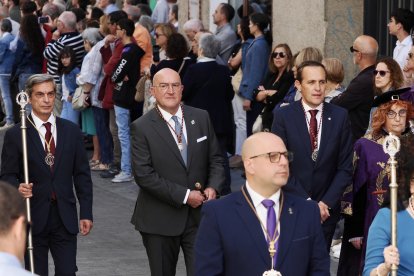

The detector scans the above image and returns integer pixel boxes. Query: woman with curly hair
[13,14,45,91]
[339,94,414,275]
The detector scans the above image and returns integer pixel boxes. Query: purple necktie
[262,199,278,264]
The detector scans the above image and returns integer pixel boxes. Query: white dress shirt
[30,112,57,150]
[393,35,412,69]
[246,182,281,240]
[302,101,323,150]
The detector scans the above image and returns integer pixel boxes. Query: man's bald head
[153,68,180,85]
[354,35,378,57]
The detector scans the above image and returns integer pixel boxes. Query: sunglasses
[373,70,390,77]
[350,46,360,53]
[154,33,165,38]
[271,52,286,58]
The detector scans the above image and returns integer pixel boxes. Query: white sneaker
[0,123,14,130]
[111,171,134,183]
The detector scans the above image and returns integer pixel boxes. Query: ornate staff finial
[382,133,400,158]
[16,90,29,110]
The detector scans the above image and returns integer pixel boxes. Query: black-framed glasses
[373,70,390,77]
[249,151,293,163]
[271,52,286,59]
[153,82,182,92]
[350,46,360,53]
[386,109,407,119]
[409,52,414,59]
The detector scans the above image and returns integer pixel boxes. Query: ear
[243,158,255,175]
[294,79,301,92]
[150,86,155,97]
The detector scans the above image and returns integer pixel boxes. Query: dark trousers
[140,214,198,276]
[26,203,77,276]
[217,134,231,196]
[92,107,113,165]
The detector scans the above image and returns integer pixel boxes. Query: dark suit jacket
[0,117,93,235]
[330,65,375,141]
[182,61,234,137]
[271,101,353,210]
[195,190,330,276]
[130,105,225,236]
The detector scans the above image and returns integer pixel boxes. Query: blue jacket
[13,38,43,76]
[60,67,80,96]
[0,33,16,74]
[239,35,269,100]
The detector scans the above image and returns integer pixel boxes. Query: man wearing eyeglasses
[130,68,225,276]
[331,35,378,141]
[272,61,353,252]
[0,181,36,276]
[194,132,329,275]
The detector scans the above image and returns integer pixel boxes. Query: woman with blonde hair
[322,58,345,102]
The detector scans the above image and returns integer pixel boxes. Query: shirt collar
[301,100,323,113]
[157,105,183,122]
[396,35,412,46]
[245,181,281,209]
[1,32,11,38]
[197,57,216,63]
[31,112,56,129]
[0,252,23,268]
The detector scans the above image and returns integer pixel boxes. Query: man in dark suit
[130,68,225,276]
[271,61,353,251]
[195,132,330,275]
[331,35,378,141]
[0,74,93,275]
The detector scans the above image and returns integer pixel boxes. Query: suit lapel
[315,104,333,166]
[236,188,271,266]
[293,102,312,157]
[183,106,196,169]
[53,118,65,174]
[26,116,51,173]
[276,192,297,269]
[149,109,186,168]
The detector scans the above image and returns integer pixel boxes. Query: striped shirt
[43,32,85,84]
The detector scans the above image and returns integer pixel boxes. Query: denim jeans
[60,100,80,125]
[92,107,113,165]
[0,75,14,124]
[114,105,131,174]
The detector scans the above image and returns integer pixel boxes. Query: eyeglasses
[350,46,360,53]
[153,82,182,92]
[249,151,293,163]
[386,109,407,119]
[271,52,286,59]
[154,33,165,38]
[373,70,390,77]
[409,52,414,59]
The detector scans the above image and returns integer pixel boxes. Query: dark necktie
[44,122,56,200]
[44,122,56,156]
[171,115,187,166]
[309,110,318,151]
[262,199,278,264]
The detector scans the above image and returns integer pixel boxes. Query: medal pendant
[263,269,282,276]
[311,149,318,162]
[178,143,183,151]
[45,153,54,166]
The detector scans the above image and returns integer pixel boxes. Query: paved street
[0,130,338,275]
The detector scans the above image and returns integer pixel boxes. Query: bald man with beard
[331,35,379,141]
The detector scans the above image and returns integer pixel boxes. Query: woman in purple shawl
[338,94,414,275]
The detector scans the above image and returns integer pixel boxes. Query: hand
[258,85,265,91]
[67,95,73,103]
[383,245,399,269]
[52,30,60,40]
[18,183,33,198]
[105,34,116,46]
[79,219,93,236]
[318,201,330,222]
[243,99,251,111]
[350,238,363,250]
[267,90,277,96]
[187,190,204,208]
[203,187,217,201]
